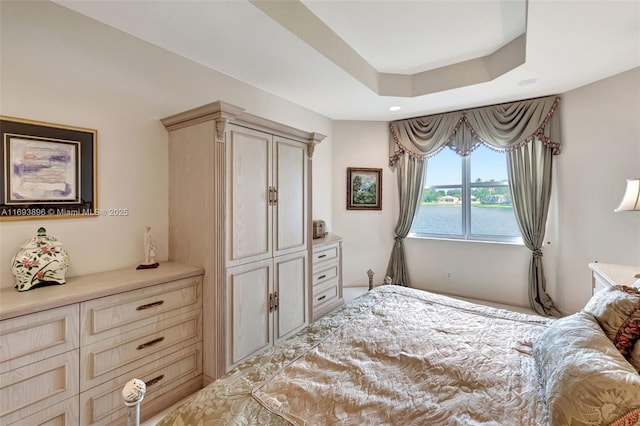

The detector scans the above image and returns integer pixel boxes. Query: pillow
[631,342,640,372]
[533,311,640,425]
[584,285,640,360]
[609,407,640,426]
[616,316,640,361]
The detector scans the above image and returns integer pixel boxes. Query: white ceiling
[53,0,640,121]
[301,0,527,74]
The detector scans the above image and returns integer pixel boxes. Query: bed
[156,285,640,426]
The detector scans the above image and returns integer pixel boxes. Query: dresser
[162,101,325,380]
[0,262,203,426]
[311,234,344,321]
[588,262,640,294]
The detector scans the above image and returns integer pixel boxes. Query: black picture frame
[1,116,97,220]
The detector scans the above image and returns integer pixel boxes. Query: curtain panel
[386,95,562,317]
[386,152,425,287]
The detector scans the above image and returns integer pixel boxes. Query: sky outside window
[426,145,508,185]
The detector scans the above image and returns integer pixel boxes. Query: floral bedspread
[157,286,553,426]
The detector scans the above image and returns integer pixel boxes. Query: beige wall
[330,121,398,288]
[332,68,640,314]
[2,2,637,314]
[0,1,332,288]
[553,67,640,311]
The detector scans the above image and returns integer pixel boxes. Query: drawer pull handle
[136,300,164,311]
[317,274,327,280]
[318,254,327,259]
[146,374,165,387]
[137,337,165,350]
[317,295,327,301]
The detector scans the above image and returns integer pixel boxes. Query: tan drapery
[508,141,561,316]
[386,152,425,286]
[387,95,561,316]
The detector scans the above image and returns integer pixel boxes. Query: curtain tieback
[532,249,543,258]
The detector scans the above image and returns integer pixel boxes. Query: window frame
[410,152,523,244]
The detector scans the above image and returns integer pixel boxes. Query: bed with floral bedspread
[157,285,640,426]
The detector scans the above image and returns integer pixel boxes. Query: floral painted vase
[11,227,70,291]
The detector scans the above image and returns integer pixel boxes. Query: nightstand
[588,263,640,295]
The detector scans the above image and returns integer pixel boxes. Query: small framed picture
[347,167,382,210]
[1,116,97,220]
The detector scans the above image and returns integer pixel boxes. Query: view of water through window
[411,145,521,241]
[412,205,520,236]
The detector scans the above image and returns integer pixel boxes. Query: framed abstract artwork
[0,116,97,220]
[347,167,382,210]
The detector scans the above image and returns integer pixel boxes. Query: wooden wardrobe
[162,101,325,382]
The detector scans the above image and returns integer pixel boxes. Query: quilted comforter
[158,285,553,426]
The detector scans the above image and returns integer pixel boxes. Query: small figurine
[137,226,159,269]
[384,276,393,285]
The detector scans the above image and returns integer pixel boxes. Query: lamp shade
[614,178,640,212]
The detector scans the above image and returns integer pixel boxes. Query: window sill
[407,234,525,246]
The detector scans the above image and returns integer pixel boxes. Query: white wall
[331,121,397,287]
[0,1,332,288]
[332,68,640,314]
[553,67,640,312]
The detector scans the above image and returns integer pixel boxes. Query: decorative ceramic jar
[11,227,70,291]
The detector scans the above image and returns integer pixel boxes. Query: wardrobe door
[273,251,308,343]
[273,136,308,257]
[226,125,273,266]
[225,259,273,371]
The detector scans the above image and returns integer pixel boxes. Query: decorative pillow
[631,342,640,373]
[583,285,640,357]
[609,407,640,426]
[616,316,640,359]
[533,311,640,425]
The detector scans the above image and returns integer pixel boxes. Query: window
[410,144,522,243]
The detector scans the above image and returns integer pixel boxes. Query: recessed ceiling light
[518,78,539,86]
[389,106,401,111]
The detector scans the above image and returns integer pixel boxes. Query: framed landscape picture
[347,167,382,210]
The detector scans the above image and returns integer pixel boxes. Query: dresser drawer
[0,349,80,425]
[80,343,202,426]
[81,276,202,345]
[312,263,339,286]
[81,309,202,390]
[313,278,339,309]
[312,243,339,265]
[6,396,79,426]
[0,305,79,374]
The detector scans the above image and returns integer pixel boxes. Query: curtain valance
[389,95,561,165]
